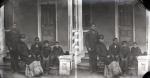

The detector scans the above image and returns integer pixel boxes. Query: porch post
[0,6,5,64]
[37,0,42,41]
[115,0,119,39]
[68,0,73,54]
[146,10,150,71]
[133,4,135,42]
[147,10,150,58]
[78,0,83,57]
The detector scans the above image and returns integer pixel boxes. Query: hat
[122,41,128,45]
[43,40,49,44]
[34,37,39,41]
[113,38,118,41]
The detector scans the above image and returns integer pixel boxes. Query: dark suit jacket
[131,47,141,56]
[31,42,42,55]
[85,29,99,51]
[119,46,130,59]
[109,43,120,56]
[41,46,51,58]
[96,42,107,57]
[52,46,64,57]
[17,41,29,57]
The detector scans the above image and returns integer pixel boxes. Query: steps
[78,62,89,70]
[77,53,105,73]
[0,63,11,71]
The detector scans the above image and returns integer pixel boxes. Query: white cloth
[25,61,43,77]
[25,65,34,77]
[32,61,43,75]
[104,65,113,78]
[108,61,122,75]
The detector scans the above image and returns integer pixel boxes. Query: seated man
[109,38,120,61]
[52,41,64,67]
[119,41,130,75]
[17,34,33,70]
[41,40,51,74]
[30,37,42,61]
[96,34,109,65]
[129,42,142,69]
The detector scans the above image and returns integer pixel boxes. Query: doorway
[40,4,56,42]
[118,3,134,42]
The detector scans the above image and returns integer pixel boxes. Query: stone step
[0,63,11,69]
[78,62,90,67]
[81,56,89,63]
[77,62,89,70]
[78,61,105,72]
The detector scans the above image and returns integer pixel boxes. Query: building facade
[2,0,148,63]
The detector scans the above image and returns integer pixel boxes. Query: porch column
[147,10,150,57]
[68,0,73,54]
[146,10,150,72]
[115,0,119,39]
[37,0,42,41]
[78,0,83,57]
[0,6,5,64]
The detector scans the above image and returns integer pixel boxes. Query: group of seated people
[5,26,65,75]
[30,37,64,74]
[10,36,64,74]
[85,25,143,77]
[110,39,141,75]
[99,37,142,76]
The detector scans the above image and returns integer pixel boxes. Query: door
[118,4,134,42]
[41,4,56,42]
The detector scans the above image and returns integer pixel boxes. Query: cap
[43,40,49,44]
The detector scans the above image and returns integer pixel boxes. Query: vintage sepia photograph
[0,0,150,78]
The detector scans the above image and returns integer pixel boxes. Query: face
[55,43,59,47]
[114,39,118,44]
[45,43,49,47]
[133,44,137,47]
[99,39,104,42]
[21,38,26,42]
[12,24,17,29]
[91,25,96,30]
[122,43,127,47]
[35,39,39,43]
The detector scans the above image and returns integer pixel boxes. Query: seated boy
[30,37,42,61]
[129,42,142,69]
[52,41,64,67]
[41,40,51,74]
[119,41,130,75]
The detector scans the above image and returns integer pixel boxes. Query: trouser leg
[42,60,46,72]
[120,60,128,74]
[10,52,19,72]
[89,54,97,72]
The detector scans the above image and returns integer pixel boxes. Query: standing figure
[85,24,99,72]
[41,40,51,73]
[31,37,42,61]
[5,25,21,72]
[52,41,64,67]
[109,38,120,61]
[96,34,109,65]
[17,34,32,71]
[119,41,130,75]
[129,42,142,69]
